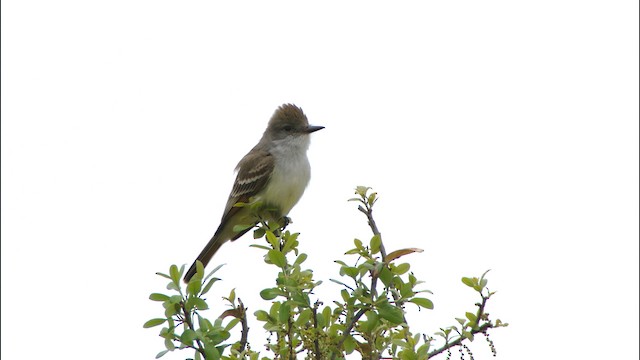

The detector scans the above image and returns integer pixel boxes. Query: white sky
[2,1,638,359]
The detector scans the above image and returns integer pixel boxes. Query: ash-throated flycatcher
[184,104,323,282]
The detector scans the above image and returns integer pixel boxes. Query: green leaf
[190,298,209,310]
[367,192,377,206]
[322,306,332,327]
[225,318,240,332]
[166,282,179,291]
[255,310,270,322]
[393,263,410,275]
[278,302,291,323]
[180,329,197,346]
[292,291,310,307]
[169,265,180,284]
[370,234,381,254]
[392,339,408,348]
[316,312,325,328]
[186,277,202,296]
[155,272,172,280]
[260,288,282,300]
[143,318,166,328]
[410,297,434,309]
[355,186,371,197]
[361,311,379,333]
[378,266,393,287]
[196,261,205,278]
[228,288,236,303]
[465,312,477,323]
[265,231,279,248]
[164,303,179,318]
[417,343,430,358]
[201,277,220,296]
[199,317,215,332]
[480,269,491,280]
[204,263,225,281]
[149,293,170,302]
[296,308,312,326]
[461,277,475,287]
[354,238,363,249]
[479,278,488,290]
[294,253,307,265]
[253,227,266,239]
[155,350,170,359]
[377,302,405,325]
[400,282,414,298]
[267,250,287,268]
[341,266,359,278]
[281,235,298,254]
[341,289,350,302]
[343,335,357,354]
[203,343,220,360]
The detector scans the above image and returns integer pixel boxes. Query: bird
[183,104,324,282]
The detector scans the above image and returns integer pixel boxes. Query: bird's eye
[283,125,293,132]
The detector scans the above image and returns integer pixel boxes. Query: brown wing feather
[183,150,274,283]
[216,149,274,235]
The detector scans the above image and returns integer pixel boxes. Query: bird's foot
[281,216,291,229]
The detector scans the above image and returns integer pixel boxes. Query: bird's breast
[259,149,311,216]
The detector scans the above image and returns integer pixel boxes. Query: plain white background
[2,1,638,359]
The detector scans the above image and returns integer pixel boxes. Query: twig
[287,312,295,360]
[336,308,367,350]
[427,323,493,358]
[238,298,249,353]
[333,252,380,360]
[427,294,493,358]
[358,201,410,348]
[181,301,206,357]
[312,301,321,360]
[357,205,386,260]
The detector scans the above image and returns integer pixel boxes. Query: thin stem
[287,315,295,360]
[427,323,493,358]
[357,205,386,261]
[312,301,321,360]
[238,298,249,353]
[358,200,410,348]
[332,253,380,360]
[427,294,493,358]
[337,308,367,349]
[181,301,206,357]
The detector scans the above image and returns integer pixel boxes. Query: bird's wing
[217,149,275,231]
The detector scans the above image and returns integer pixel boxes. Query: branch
[427,323,493,358]
[238,298,249,353]
[287,315,295,360]
[330,307,368,360]
[181,301,206,357]
[312,301,322,360]
[358,200,410,348]
[427,294,494,358]
[357,205,386,260]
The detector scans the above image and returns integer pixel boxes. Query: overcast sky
[2,1,638,359]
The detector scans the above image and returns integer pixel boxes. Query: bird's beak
[306,125,325,133]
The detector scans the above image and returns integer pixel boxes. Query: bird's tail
[183,234,226,283]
